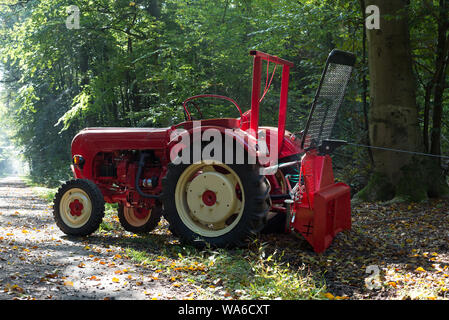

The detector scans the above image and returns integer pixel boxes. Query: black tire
[53,179,105,236]
[117,203,162,234]
[162,162,270,247]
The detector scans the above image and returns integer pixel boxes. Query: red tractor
[53,50,355,253]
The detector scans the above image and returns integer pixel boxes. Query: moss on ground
[355,172,395,202]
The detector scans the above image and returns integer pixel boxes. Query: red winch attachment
[291,150,351,253]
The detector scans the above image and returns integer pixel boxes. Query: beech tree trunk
[357,0,430,201]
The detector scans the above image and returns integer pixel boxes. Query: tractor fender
[258,126,304,159]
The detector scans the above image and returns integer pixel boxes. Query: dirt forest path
[2,176,449,301]
[0,176,188,300]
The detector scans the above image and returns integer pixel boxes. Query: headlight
[72,155,85,168]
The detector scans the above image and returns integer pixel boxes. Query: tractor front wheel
[53,179,105,236]
[162,161,270,247]
[117,203,162,234]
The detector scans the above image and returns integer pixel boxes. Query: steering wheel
[182,94,243,121]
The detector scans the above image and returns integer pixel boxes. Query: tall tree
[358,0,448,201]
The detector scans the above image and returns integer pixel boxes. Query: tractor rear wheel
[162,161,270,247]
[117,203,162,234]
[53,179,105,236]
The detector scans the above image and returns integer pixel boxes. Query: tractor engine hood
[71,127,172,180]
[71,127,172,154]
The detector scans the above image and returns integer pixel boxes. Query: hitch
[318,139,347,155]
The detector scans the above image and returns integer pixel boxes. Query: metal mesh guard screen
[301,54,354,150]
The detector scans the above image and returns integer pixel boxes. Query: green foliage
[0,0,447,191]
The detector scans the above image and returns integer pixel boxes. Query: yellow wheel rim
[175,161,245,237]
[59,188,92,229]
[123,207,151,227]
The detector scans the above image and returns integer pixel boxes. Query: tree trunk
[430,0,448,159]
[79,45,89,87]
[146,0,161,18]
[427,0,449,197]
[359,0,374,165]
[357,0,426,201]
[127,36,141,112]
[423,82,433,152]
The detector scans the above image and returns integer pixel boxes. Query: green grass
[22,175,58,203]
[99,203,119,232]
[124,240,327,300]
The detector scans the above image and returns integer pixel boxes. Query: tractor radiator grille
[301,50,355,150]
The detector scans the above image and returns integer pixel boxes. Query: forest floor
[0,176,448,300]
